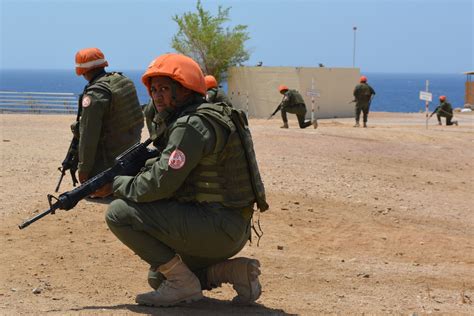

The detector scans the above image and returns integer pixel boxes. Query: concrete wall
[227,66,360,119]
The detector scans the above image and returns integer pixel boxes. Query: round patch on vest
[82,95,92,108]
[168,149,186,170]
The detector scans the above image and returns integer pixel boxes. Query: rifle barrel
[18,206,57,229]
[19,138,156,230]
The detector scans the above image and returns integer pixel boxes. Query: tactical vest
[354,83,372,102]
[288,89,305,105]
[440,101,453,114]
[174,103,268,211]
[88,72,144,164]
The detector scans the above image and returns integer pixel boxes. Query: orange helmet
[142,53,206,96]
[278,85,289,93]
[75,48,108,76]
[204,75,218,89]
[439,95,446,101]
[360,76,367,83]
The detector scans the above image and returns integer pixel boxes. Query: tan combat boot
[207,257,261,304]
[280,122,289,128]
[135,255,203,307]
[363,122,367,128]
[353,122,360,127]
[313,120,318,129]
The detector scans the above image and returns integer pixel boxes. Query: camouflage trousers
[105,198,251,290]
[436,113,455,125]
[355,102,370,123]
[281,104,312,128]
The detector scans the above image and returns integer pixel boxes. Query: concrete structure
[464,71,474,106]
[227,66,360,119]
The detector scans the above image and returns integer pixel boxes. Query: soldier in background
[276,85,315,129]
[74,47,144,197]
[204,75,232,106]
[430,95,458,126]
[353,76,376,128]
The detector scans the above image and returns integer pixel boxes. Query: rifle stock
[19,139,158,229]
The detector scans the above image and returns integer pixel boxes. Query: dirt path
[1,112,473,315]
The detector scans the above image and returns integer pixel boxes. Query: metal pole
[311,77,315,123]
[246,92,249,118]
[425,80,429,130]
[353,26,357,68]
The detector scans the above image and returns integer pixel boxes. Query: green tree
[172,0,250,82]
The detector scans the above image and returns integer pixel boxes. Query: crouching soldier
[106,53,269,307]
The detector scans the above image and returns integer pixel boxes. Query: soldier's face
[150,76,192,112]
[150,77,175,112]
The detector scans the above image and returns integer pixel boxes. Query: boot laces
[156,280,177,295]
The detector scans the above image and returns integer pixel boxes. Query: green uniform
[206,87,232,107]
[77,71,144,177]
[280,89,312,128]
[106,99,267,290]
[353,83,376,124]
[432,101,455,125]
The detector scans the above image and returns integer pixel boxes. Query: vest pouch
[230,110,269,212]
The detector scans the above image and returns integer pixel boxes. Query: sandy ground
[0,112,473,315]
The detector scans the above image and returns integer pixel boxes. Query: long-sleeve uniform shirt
[353,83,376,106]
[77,72,143,177]
[280,89,307,115]
[113,105,220,203]
[432,101,453,117]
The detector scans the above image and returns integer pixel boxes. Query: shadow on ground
[60,297,294,315]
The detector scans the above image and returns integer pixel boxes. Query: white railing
[0,91,78,114]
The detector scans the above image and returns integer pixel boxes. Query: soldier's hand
[78,171,89,184]
[90,183,113,198]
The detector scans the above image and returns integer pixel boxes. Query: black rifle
[55,136,79,192]
[19,139,158,229]
[268,94,287,120]
[267,104,282,120]
[56,93,83,192]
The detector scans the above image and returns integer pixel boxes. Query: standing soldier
[74,47,144,197]
[274,85,315,129]
[106,53,268,307]
[353,76,376,128]
[204,75,232,106]
[430,95,459,126]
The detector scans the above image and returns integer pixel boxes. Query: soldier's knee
[105,199,131,227]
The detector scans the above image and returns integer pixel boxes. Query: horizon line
[0,68,468,76]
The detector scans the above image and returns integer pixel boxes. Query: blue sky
[1,0,472,73]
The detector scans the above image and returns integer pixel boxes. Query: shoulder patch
[168,149,186,169]
[82,95,92,108]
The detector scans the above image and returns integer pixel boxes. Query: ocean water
[0,69,467,113]
[365,72,466,113]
